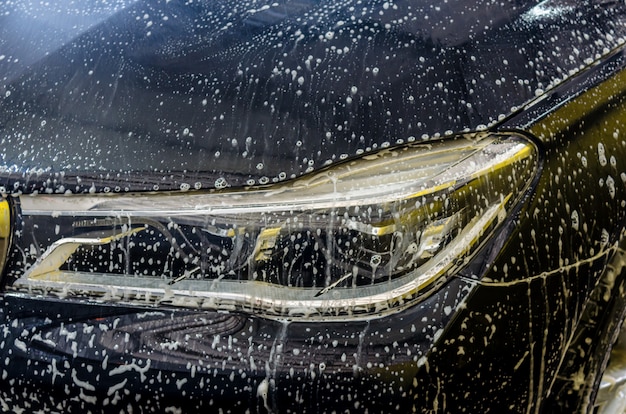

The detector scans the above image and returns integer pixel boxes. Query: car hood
[1,0,626,193]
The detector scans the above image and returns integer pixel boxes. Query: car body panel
[2,1,626,413]
[0,0,625,192]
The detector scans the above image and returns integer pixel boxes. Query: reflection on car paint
[0,1,624,192]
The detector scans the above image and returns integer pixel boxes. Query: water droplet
[214,177,228,189]
[571,210,579,231]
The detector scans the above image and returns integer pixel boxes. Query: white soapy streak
[109,358,151,382]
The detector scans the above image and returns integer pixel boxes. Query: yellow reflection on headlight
[0,199,10,274]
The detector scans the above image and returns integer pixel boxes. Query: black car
[1,0,626,412]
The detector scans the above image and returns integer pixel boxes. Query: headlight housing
[6,132,538,319]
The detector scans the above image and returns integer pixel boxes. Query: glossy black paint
[0,277,474,412]
[2,1,626,413]
[0,0,625,192]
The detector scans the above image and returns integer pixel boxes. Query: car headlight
[6,132,538,319]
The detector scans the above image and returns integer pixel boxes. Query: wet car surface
[2,0,626,412]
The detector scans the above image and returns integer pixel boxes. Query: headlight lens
[8,132,538,319]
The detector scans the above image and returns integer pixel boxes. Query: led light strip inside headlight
[10,132,538,319]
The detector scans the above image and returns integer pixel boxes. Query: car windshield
[1,0,625,192]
